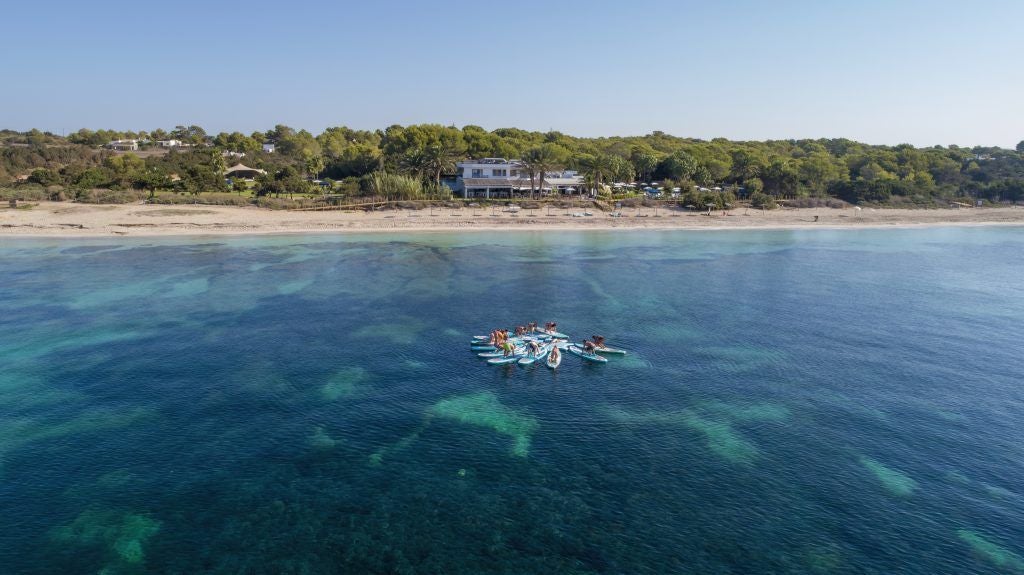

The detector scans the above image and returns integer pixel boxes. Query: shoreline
[2,202,1023,239]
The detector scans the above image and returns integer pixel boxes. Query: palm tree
[421,142,460,185]
[578,154,614,197]
[522,144,565,199]
[399,148,429,180]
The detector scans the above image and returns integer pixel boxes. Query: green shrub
[148,192,252,206]
[0,186,49,201]
[255,197,318,210]
[750,192,777,209]
[76,188,146,204]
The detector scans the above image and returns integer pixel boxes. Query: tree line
[3,126,1024,205]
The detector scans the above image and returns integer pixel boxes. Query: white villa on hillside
[454,158,584,198]
[107,139,139,151]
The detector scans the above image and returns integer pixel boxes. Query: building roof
[458,157,520,165]
[224,163,266,176]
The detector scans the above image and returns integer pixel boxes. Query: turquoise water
[1,228,1023,574]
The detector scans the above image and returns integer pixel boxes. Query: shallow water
[1,228,1023,574]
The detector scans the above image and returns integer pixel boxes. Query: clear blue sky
[2,0,1022,147]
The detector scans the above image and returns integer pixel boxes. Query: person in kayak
[515,326,525,337]
[592,335,607,348]
[502,340,516,357]
[582,339,597,353]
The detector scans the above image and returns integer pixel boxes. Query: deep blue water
[1,228,1023,574]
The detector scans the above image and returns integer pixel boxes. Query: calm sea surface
[1,228,1023,574]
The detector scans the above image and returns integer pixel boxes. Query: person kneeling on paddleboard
[527,340,541,357]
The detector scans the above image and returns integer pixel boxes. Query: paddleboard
[518,345,550,365]
[546,348,562,369]
[487,355,523,365]
[567,345,608,363]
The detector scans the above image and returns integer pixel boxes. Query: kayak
[471,345,496,352]
[546,348,562,369]
[544,330,570,339]
[518,345,551,365]
[567,345,608,363]
[593,346,627,355]
[478,351,506,358]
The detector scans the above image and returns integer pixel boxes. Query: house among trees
[262,143,275,153]
[107,139,139,151]
[157,139,185,148]
[455,158,584,198]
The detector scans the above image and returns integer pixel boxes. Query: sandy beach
[1,202,1023,237]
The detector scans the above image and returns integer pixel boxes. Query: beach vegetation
[3,126,1024,207]
[749,191,777,209]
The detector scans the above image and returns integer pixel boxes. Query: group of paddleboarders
[488,322,564,358]
[487,329,515,357]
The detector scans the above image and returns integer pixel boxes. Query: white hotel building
[454,158,584,199]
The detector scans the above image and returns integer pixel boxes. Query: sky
[2,0,1022,147]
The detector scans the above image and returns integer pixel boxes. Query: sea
[1,227,1022,574]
